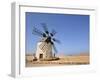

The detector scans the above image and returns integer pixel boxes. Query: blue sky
[26,12,89,55]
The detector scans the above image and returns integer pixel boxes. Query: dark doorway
[39,54,43,59]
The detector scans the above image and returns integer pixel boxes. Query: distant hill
[26,53,35,56]
[56,52,89,57]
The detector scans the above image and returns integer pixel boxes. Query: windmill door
[39,54,43,59]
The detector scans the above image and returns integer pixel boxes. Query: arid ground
[26,53,89,67]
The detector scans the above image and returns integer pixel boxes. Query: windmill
[32,23,60,60]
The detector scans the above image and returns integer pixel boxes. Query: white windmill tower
[32,23,60,60]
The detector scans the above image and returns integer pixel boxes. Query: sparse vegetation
[39,57,60,61]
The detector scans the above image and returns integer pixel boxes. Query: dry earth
[26,54,89,67]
